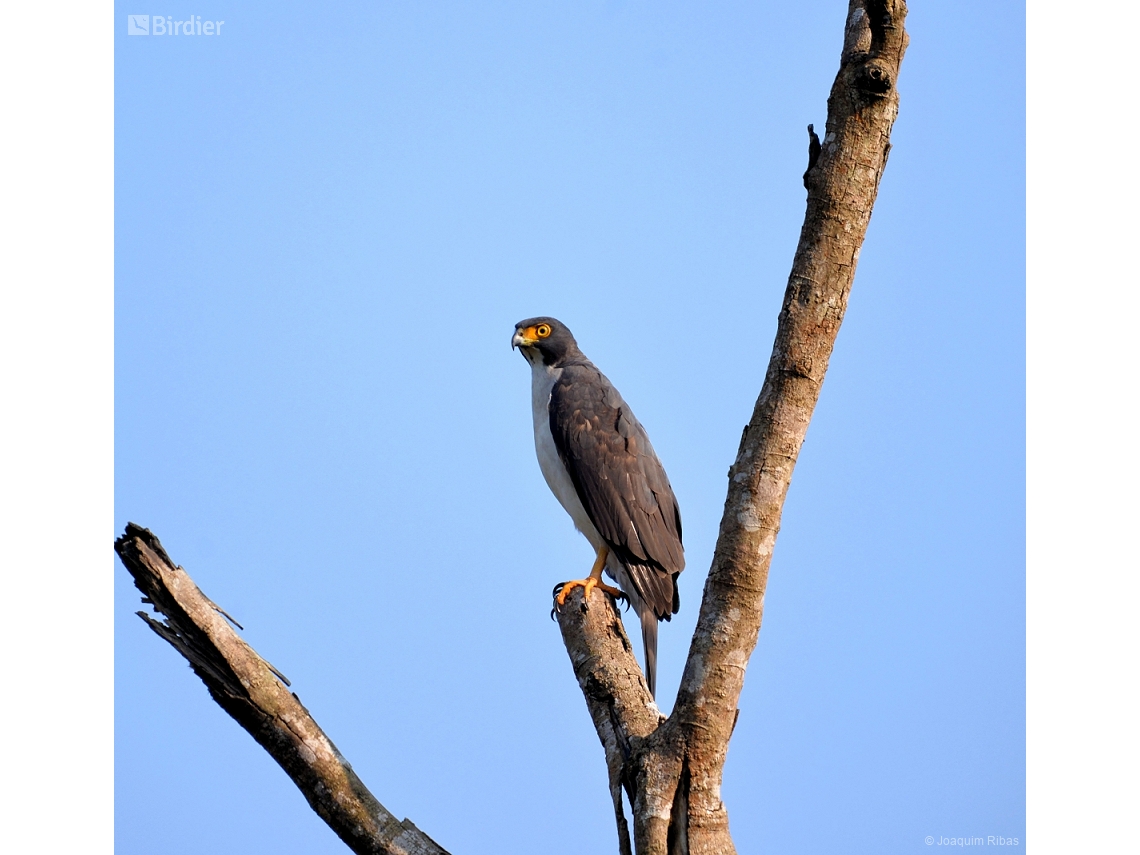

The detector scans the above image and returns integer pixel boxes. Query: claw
[553,576,626,609]
[551,582,565,620]
[551,547,628,619]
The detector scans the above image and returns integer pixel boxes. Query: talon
[551,547,626,615]
[553,576,626,608]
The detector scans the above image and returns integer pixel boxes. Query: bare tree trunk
[555,2,909,853]
[116,2,906,853]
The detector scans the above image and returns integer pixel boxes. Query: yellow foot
[552,577,628,609]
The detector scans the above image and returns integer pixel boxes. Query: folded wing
[548,363,684,619]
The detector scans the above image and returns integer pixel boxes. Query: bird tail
[640,606,658,698]
[606,554,664,698]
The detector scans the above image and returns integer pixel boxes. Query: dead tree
[116,3,908,853]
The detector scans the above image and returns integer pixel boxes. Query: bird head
[512,317,580,366]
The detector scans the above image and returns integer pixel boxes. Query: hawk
[512,317,684,697]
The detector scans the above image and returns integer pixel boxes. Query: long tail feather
[607,556,663,698]
[640,607,658,698]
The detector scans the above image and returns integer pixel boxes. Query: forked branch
[555,2,909,853]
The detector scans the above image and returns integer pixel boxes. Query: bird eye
[536,324,551,338]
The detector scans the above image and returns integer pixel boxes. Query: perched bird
[512,317,684,697]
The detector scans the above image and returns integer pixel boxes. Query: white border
[1027,1,1138,851]
[0,3,114,852]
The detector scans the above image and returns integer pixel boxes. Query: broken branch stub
[115,523,450,855]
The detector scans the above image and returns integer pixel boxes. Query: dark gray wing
[548,363,684,619]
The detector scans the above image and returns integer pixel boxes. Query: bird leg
[553,547,628,610]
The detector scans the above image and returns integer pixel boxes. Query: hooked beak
[511,328,537,350]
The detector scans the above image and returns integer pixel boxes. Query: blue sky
[114,2,1025,852]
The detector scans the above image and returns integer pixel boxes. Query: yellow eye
[536,324,551,338]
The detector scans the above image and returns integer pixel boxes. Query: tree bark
[117,2,906,853]
[555,2,909,853]
[115,524,451,855]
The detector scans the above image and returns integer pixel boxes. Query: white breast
[528,357,607,553]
